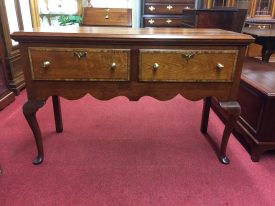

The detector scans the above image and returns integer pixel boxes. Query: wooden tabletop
[11,26,254,44]
[242,57,275,97]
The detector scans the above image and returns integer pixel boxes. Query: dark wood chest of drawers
[141,0,196,27]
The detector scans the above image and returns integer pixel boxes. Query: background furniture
[82,7,132,27]
[183,8,247,32]
[140,0,196,27]
[245,0,275,29]
[242,27,275,62]
[11,27,253,165]
[213,57,275,161]
[0,33,15,110]
[0,0,26,95]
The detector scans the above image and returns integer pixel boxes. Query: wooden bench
[212,57,275,161]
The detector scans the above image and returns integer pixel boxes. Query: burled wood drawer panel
[28,48,130,81]
[139,49,238,82]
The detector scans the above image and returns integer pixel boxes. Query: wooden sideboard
[11,27,253,165]
[141,0,196,27]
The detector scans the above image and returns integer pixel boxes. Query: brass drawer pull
[74,51,87,60]
[148,19,155,24]
[148,6,155,11]
[217,63,224,70]
[182,52,196,61]
[42,61,50,69]
[111,62,117,70]
[167,5,173,10]
[152,63,159,70]
[166,19,172,24]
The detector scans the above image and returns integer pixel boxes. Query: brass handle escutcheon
[42,61,50,69]
[182,52,196,61]
[74,51,87,60]
[152,63,159,70]
[111,62,117,70]
[217,63,224,70]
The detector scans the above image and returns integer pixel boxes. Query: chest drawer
[28,48,130,81]
[143,15,194,27]
[144,3,194,15]
[139,49,238,82]
[143,17,183,27]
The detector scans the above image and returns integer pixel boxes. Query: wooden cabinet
[0,0,27,94]
[0,35,15,110]
[141,0,196,27]
[245,0,275,29]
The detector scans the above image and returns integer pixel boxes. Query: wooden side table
[11,27,253,165]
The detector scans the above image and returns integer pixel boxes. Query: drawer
[143,16,194,27]
[247,23,272,29]
[144,17,183,27]
[144,3,194,15]
[28,48,130,81]
[139,49,238,82]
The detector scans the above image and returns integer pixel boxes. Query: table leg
[262,48,273,62]
[23,100,45,165]
[218,101,241,164]
[52,96,63,133]
[200,97,211,134]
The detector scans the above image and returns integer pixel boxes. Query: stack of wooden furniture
[140,0,196,27]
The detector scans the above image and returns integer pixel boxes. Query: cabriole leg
[219,101,241,164]
[23,100,45,165]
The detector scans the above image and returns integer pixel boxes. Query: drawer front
[29,48,130,81]
[143,17,183,27]
[247,23,272,29]
[139,49,238,82]
[144,3,194,15]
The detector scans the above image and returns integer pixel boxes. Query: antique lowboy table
[11,27,254,165]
